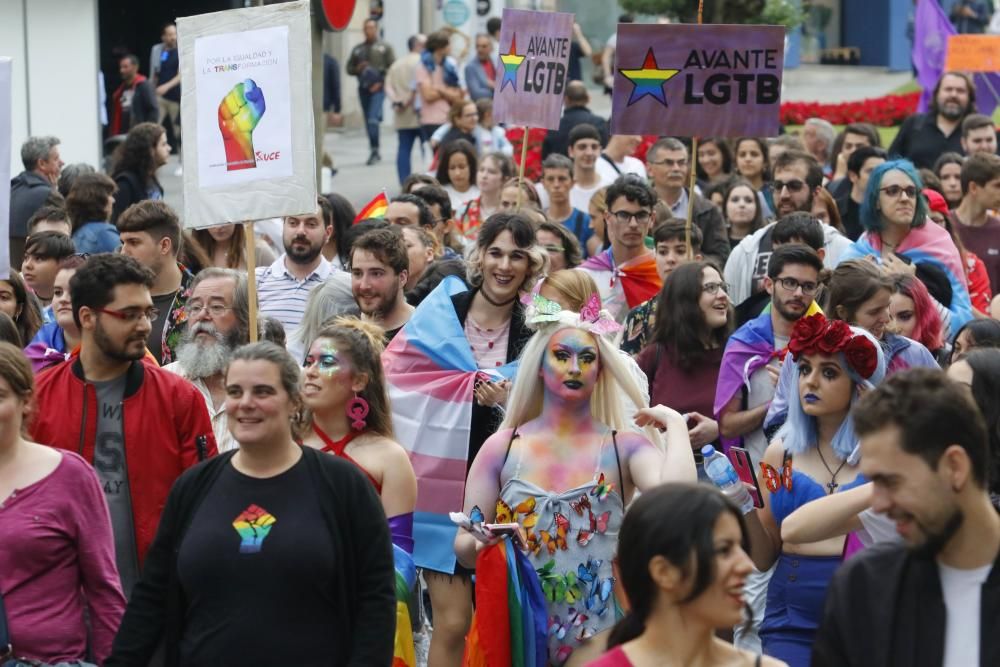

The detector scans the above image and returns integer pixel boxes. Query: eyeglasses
[880,185,918,199]
[702,281,729,295]
[98,307,160,323]
[609,210,652,225]
[771,179,807,193]
[649,158,687,168]
[185,303,233,318]
[775,277,819,296]
[542,244,565,253]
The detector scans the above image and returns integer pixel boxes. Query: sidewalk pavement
[161,65,913,216]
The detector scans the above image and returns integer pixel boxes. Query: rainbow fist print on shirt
[218,79,267,171]
[232,503,276,553]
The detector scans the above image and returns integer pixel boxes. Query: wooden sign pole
[684,0,705,261]
[244,221,258,342]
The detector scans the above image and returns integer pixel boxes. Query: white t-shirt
[570,180,611,213]
[939,561,992,667]
[744,333,788,466]
[535,174,614,213]
[595,154,647,183]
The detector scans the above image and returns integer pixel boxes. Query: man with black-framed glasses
[164,268,249,453]
[725,151,852,318]
[577,176,661,323]
[714,242,825,653]
[30,253,217,597]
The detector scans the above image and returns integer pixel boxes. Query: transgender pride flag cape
[837,222,972,336]
[382,276,520,574]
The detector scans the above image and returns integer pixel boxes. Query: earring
[347,393,370,431]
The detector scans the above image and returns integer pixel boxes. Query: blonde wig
[501,320,663,449]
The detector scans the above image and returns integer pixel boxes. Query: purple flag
[610,24,785,138]
[914,0,1000,115]
[491,9,574,131]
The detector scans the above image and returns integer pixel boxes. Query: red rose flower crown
[787,313,879,380]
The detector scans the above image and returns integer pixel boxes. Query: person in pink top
[0,342,125,665]
[586,484,786,667]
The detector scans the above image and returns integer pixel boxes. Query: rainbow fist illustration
[218,79,266,171]
[232,503,276,554]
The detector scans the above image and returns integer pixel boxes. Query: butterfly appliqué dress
[498,431,625,665]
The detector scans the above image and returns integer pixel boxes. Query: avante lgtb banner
[610,23,786,138]
[492,8,575,131]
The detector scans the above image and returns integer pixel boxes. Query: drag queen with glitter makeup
[456,298,697,666]
[300,317,417,552]
[732,313,886,667]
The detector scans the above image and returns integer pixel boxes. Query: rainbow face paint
[218,78,267,171]
[541,329,600,403]
[304,341,345,378]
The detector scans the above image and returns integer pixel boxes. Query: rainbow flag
[392,544,418,667]
[462,540,548,667]
[354,191,390,224]
[580,248,663,315]
[382,276,520,574]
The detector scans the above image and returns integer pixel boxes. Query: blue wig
[777,326,887,461]
[859,159,929,234]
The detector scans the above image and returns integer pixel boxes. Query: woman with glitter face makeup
[727,314,886,667]
[455,295,696,666]
[301,317,417,553]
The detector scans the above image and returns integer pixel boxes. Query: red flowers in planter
[780,91,920,127]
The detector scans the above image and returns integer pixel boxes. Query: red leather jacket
[31,358,218,565]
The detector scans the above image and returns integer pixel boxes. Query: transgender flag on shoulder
[382,276,520,574]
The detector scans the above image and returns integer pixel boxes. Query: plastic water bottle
[702,445,754,514]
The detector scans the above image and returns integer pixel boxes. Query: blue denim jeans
[358,88,385,151]
[395,127,425,184]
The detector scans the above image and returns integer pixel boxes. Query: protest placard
[178,1,316,229]
[492,8,574,131]
[611,23,785,137]
[0,58,11,279]
[945,34,1000,72]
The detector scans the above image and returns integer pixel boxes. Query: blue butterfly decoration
[469,505,485,525]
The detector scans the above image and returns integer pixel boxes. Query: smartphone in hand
[728,447,764,508]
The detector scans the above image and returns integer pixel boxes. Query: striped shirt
[255,255,333,340]
[464,315,510,369]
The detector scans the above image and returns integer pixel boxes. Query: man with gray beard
[163,268,249,452]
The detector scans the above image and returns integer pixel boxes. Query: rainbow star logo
[618,48,680,107]
[499,33,526,92]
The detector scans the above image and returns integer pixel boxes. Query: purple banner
[611,24,785,138]
[492,8,574,130]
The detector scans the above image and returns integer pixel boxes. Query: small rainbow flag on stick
[354,191,389,224]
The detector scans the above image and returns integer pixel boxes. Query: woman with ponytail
[587,484,785,667]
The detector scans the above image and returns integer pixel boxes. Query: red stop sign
[315,0,356,31]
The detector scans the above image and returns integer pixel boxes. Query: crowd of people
[3,13,1000,667]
